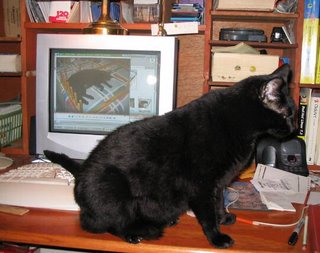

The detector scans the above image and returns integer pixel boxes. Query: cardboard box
[211,53,279,82]
[216,0,276,11]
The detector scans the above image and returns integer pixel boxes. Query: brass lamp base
[84,19,127,35]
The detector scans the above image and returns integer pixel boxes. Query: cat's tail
[43,150,81,178]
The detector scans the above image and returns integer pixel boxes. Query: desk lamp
[157,0,167,36]
[84,0,127,35]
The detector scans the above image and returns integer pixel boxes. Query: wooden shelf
[25,22,90,31]
[24,22,205,33]
[0,37,21,42]
[211,10,299,21]
[1,139,24,155]
[209,40,298,49]
[0,72,21,77]
[300,84,320,88]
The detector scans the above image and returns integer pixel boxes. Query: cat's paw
[220,213,236,225]
[211,233,234,248]
[125,235,143,244]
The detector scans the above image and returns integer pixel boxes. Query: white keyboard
[0,163,79,211]
[0,163,75,185]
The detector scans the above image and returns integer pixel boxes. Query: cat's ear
[259,77,288,115]
[270,64,291,84]
[261,78,284,103]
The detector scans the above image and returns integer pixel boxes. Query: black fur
[44,64,295,248]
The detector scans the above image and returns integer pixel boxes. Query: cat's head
[237,64,296,138]
[257,64,295,138]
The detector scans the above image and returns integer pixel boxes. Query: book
[37,1,50,23]
[67,2,80,23]
[0,54,21,73]
[305,93,320,165]
[316,39,320,83]
[179,0,204,5]
[2,0,21,37]
[297,88,312,139]
[314,109,320,165]
[134,0,158,3]
[49,1,71,23]
[29,0,46,23]
[300,0,320,84]
[79,1,92,23]
[91,1,101,22]
[281,24,295,44]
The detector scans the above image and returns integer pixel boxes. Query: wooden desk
[0,156,311,253]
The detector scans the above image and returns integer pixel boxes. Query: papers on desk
[251,164,311,212]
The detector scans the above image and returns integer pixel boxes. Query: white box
[211,53,279,82]
[216,0,276,11]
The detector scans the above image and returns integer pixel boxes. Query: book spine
[300,0,320,84]
[305,94,320,165]
[49,1,71,23]
[316,36,320,84]
[297,88,312,139]
[315,115,320,165]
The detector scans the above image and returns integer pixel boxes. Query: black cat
[44,64,295,248]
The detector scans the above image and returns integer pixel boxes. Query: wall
[176,34,204,107]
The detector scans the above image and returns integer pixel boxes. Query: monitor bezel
[36,34,177,160]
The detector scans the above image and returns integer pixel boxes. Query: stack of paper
[251,164,311,212]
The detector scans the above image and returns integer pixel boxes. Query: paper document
[251,164,311,211]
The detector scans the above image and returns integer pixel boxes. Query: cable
[252,206,308,227]
[225,186,308,227]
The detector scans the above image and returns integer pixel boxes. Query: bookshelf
[202,0,319,169]
[203,0,304,104]
[0,0,26,154]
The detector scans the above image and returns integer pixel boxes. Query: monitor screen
[50,49,161,135]
[36,34,177,159]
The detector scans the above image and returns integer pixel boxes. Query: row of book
[300,0,320,84]
[298,88,320,165]
[25,0,120,24]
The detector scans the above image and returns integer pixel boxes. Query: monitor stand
[0,152,13,170]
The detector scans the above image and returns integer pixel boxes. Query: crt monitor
[36,34,177,160]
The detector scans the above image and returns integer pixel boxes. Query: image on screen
[49,49,160,135]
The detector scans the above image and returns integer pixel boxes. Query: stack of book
[297,88,320,165]
[170,3,204,24]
